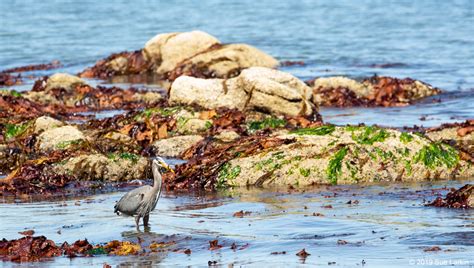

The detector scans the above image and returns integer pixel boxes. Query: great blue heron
[114,157,174,228]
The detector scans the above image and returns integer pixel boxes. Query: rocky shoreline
[1,31,472,201]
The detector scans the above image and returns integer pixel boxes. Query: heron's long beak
[160,161,175,174]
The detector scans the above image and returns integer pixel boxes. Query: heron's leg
[144,214,150,227]
[135,216,141,229]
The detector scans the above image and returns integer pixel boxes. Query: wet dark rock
[79,50,151,79]
[208,240,222,250]
[427,184,473,208]
[27,74,163,110]
[296,248,310,257]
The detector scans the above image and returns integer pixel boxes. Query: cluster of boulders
[0,30,472,197]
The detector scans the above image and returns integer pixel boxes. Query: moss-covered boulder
[175,125,472,188]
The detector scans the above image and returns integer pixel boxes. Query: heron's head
[152,157,175,174]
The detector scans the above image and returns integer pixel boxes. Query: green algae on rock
[169,126,473,189]
[290,125,335,136]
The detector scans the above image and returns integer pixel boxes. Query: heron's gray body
[114,185,158,216]
[114,158,168,228]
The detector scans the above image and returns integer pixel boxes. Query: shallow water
[1,181,473,267]
[1,0,474,127]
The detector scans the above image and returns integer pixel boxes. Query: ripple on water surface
[1,181,473,267]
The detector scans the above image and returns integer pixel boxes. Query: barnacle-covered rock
[426,120,474,158]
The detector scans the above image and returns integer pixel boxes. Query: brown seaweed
[2,61,61,74]
[427,184,473,209]
[79,50,152,79]
[167,136,295,190]
[0,73,22,86]
[309,75,441,107]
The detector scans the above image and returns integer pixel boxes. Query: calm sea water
[1,181,473,267]
[1,1,473,267]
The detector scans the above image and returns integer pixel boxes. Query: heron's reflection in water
[117,230,176,268]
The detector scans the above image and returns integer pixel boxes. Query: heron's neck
[152,165,163,193]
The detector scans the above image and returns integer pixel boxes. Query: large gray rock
[34,116,64,134]
[215,126,473,187]
[54,153,149,181]
[169,76,246,110]
[169,67,316,117]
[44,73,87,93]
[81,31,279,80]
[152,135,204,158]
[143,31,220,74]
[171,44,279,78]
[37,125,85,151]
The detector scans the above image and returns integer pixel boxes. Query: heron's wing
[114,186,152,216]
